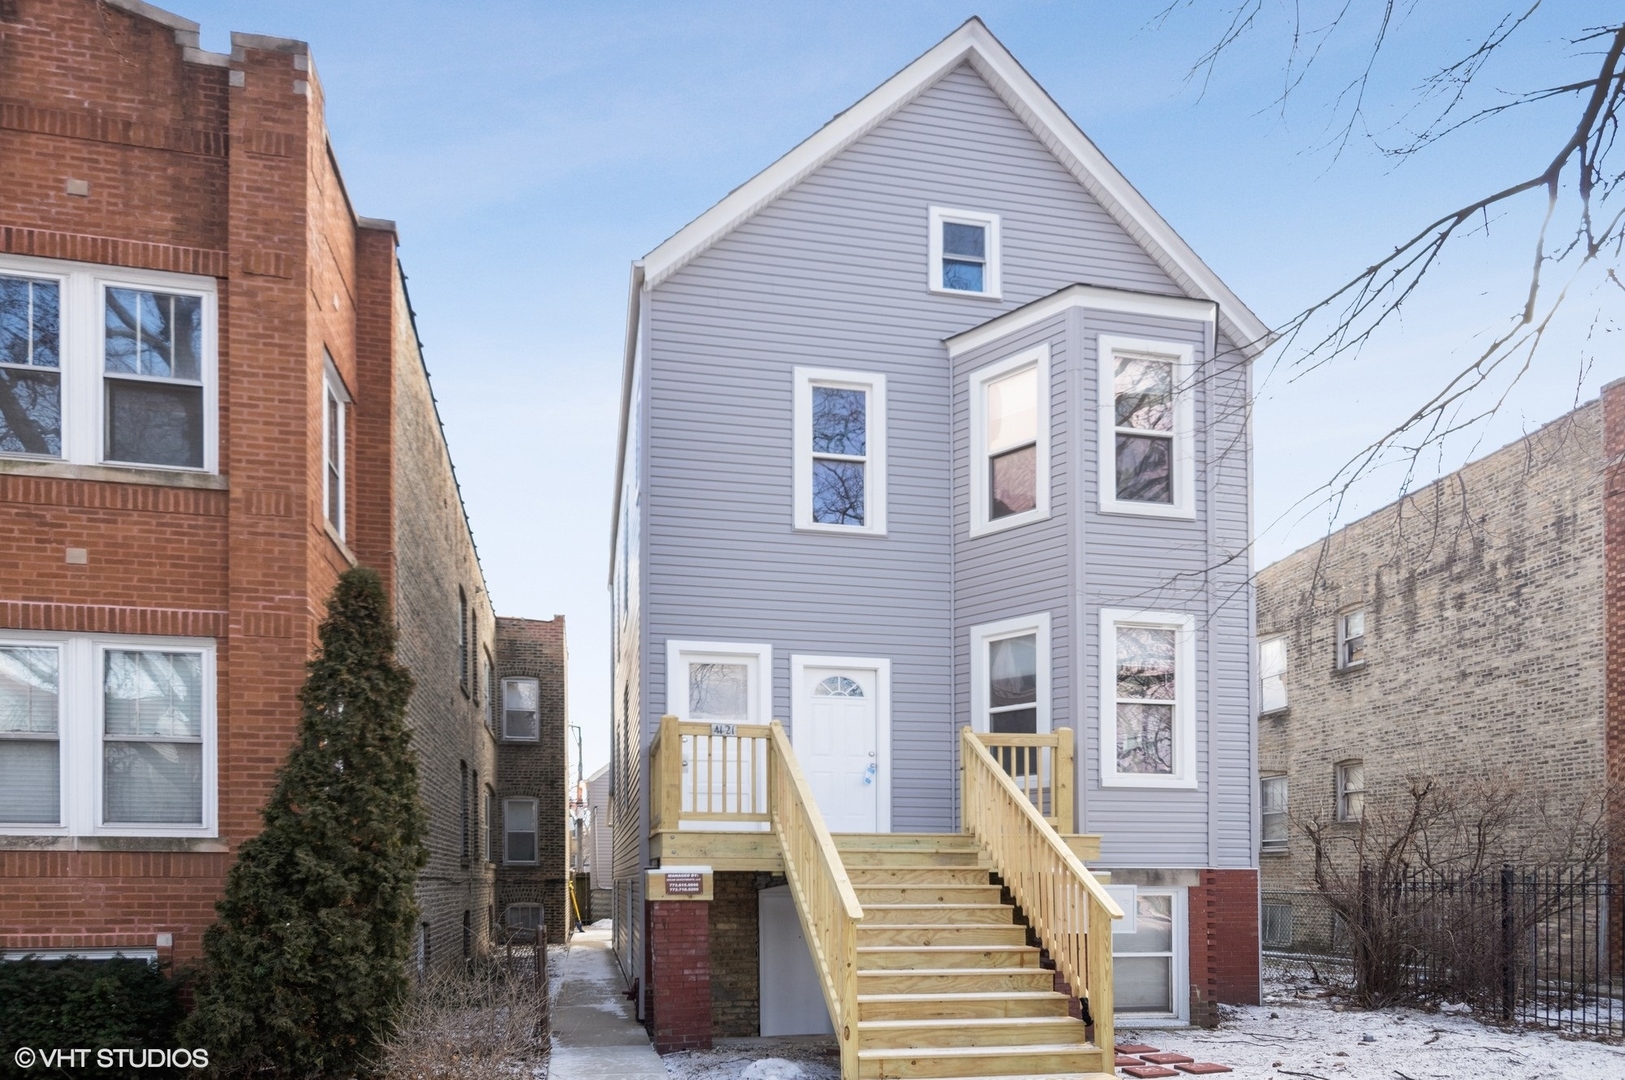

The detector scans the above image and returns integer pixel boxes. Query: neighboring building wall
[0,0,499,971]
[1604,379,1625,864]
[1257,401,1607,904]
[494,616,569,946]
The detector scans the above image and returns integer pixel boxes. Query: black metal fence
[1262,867,1623,1038]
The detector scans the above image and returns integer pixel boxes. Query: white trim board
[789,655,893,834]
[946,283,1217,359]
[637,18,1271,357]
[664,640,773,723]
[968,612,1052,735]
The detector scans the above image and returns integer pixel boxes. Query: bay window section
[0,645,61,825]
[1100,609,1196,788]
[793,368,886,535]
[1098,336,1194,518]
[968,344,1050,536]
[104,287,204,468]
[0,274,62,457]
[971,614,1050,735]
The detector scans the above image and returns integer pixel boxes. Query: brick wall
[1257,401,1607,897]
[709,872,760,1036]
[494,616,569,947]
[1604,379,1624,867]
[645,899,712,1053]
[0,0,497,971]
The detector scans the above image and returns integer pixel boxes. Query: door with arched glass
[790,657,889,834]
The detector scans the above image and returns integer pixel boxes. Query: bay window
[1098,335,1193,518]
[1099,609,1196,788]
[969,344,1050,536]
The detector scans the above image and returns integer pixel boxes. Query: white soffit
[945,284,1216,359]
[639,17,1273,358]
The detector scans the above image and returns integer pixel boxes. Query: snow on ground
[661,1037,840,1080]
[1120,983,1625,1080]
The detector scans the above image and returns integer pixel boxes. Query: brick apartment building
[0,0,563,971]
[1256,385,1625,949]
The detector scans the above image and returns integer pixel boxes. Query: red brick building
[0,0,561,970]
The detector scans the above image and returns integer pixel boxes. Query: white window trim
[1335,760,1365,822]
[792,367,887,536]
[969,612,1051,735]
[503,796,539,866]
[1261,773,1289,853]
[501,676,541,742]
[968,343,1051,538]
[927,206,1001,299]
[789,655,892,834]
[1337,609,1367,670]
[1097,334,1194,520]
[1099,608,1197,790]
[3,948,159,963]
[1258,635,1288,715]
[0,630,218,838]
[0,253,219,474]
[665,640,772,723]
[1111,885,1190,1025]
[322,355,350,539]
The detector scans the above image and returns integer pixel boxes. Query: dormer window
[928,207,1001,298]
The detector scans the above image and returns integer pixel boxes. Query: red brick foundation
[645,899,712,1053]
[1189,868,1261,1026]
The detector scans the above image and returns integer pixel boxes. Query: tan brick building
[0,0,560,970]
[1255,393,1618,949]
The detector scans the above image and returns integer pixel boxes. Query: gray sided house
[610,19,1269,1040]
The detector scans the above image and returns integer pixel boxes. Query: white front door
[793,661,883,833]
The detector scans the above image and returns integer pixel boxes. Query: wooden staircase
[838,833,1112,1080]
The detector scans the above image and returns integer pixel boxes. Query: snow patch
[740,1060,804,1080]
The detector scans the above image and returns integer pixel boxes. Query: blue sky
[181,2,1616,775]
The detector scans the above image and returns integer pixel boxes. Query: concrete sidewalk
[550,925,666,1080]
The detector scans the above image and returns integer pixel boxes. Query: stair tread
[858,944,1036,952]
[860,1016,1083,1029]
[859,922,1017,928]
[862,904,1010,910]
[858,966,1043,975]
[858,991,1066,1002]
[858,1042,1100,1058]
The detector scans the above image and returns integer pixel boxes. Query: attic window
[928,207,1000,298]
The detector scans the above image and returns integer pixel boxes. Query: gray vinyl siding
[634,62,1254,863]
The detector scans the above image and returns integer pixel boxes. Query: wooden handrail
[767,720,863,1079]
[649,716,773,832]
[974,728,1075,832]
[960,726,1122,1053]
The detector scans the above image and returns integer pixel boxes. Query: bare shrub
[376,949,549,1079]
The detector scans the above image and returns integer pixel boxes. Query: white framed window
[792,368,886,535]
[1261,774,1288,853]
[1336,609,1367,669]
[1259,635,1288,714]
[969,613,1051,735]
[1099,609,1196,789]
[927,206,1001,298]
[484,785,498,863]
[322,355,349,538]
[1112,886,1189,1023]
[502,677,540,741]
[0,254,218,472]
[1335,760,1365,822]
[0,632,217,837]
[968,344,1050,537]
[1097,335,1194,519]
[666,640,772,724]
[503,797,538,864]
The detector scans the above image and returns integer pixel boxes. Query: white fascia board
[608,261,646,587]
[946,284,1217,359]
[639,18,1272,358]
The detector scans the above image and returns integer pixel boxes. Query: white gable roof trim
[945,284,1217,359]
[640,17,1273,359]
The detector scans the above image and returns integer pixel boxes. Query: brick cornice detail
[0,97,227,157]
[1,223,227,278]
[0,601,227,638]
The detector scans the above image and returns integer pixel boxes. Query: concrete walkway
[550,925,666,1080]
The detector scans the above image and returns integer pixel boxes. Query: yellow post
[656,714,681,832]
[1088,895,1115,1056]
[1055,725,1075,834]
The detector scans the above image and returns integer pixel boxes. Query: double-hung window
[322,356,349,538]
[1335,760,1365,822]
[0,256,217,472]
[502,677,540,741]
[503,797,538,864]
[1098,336,1193,518]
[1261,774,1288,852]
[969,344,1050,536]
[970,614,1050,735]
[1100,609,1196,788]
[1337,609,1367,669]
[927,206,1001,298]
[0,633,216,836]
[792,369,886,534]
[1259,636,1288,714]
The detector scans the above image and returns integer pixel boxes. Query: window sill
[322,519,358,566]
[791,524,888,539]
[0,834,227,852]
[1098,500,1195,521]
[928,285,1003,301]
[969,508,1050,539]
[1260,846,1291,857]
[1332,663,1368,676]
[0,457,227,490]
[1259,707,1290,720]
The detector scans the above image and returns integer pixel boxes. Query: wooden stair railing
[975,727,1075,832]
[650,715,773,832]
[961,725,1123,1054]
[767,720,864,1080]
